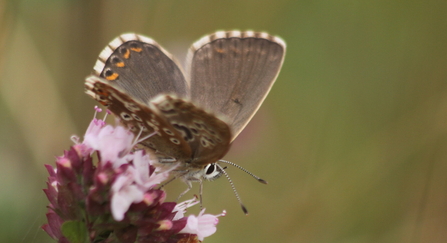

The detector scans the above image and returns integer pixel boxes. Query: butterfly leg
[157,176,177,189]
[157,168,188,189]
[176,180,193,202]
[199,179,204,209]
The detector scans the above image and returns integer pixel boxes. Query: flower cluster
[42,107,224,243]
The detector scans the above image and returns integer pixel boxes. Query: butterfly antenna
[218,160,268,184]
[215,163,248,215]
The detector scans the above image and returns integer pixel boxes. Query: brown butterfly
[85,31,285,213]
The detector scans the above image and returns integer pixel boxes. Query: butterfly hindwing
[85,75,192,161]
[150,95,232,167]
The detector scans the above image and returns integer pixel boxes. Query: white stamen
[93,106,102,119]
[218,210,227,217]
[131,127,157,148]
[137,131,157,144]
[103,109,111,121]
[70,135,80,144]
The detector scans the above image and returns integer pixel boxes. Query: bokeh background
[1,0,446,242]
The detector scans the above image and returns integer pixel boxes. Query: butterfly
[85,31,285,213]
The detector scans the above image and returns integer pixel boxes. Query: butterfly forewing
[186,31,286,141]
[85,76,192,161]
[94,33,189,104]
[151,95,232,167]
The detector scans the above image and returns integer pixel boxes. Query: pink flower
[82,108,134,167]
[110,150,172,221]
[131,150,169,189]
[82,111,106,150]
[180,208,226,241]
[42,108,224,242]
[172,197,200,220]
[111,169,145,221]
[91,124,135,167]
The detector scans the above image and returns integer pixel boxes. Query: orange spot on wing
[115,62,125,67]
[106,72,119,81]
[96,90,109,96]
[98,100,109,106]
[123,49,130,59]
[130,47,142,52]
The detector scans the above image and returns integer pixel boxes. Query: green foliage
[61,221,87,243]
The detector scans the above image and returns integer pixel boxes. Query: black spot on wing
[173,124,193,141]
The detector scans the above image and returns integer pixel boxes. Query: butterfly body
[85,31,285,181]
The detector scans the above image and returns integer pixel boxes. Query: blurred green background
[1,0,446,242]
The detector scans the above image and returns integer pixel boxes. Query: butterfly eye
[205,164,215,174]
[202,163,224,181]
